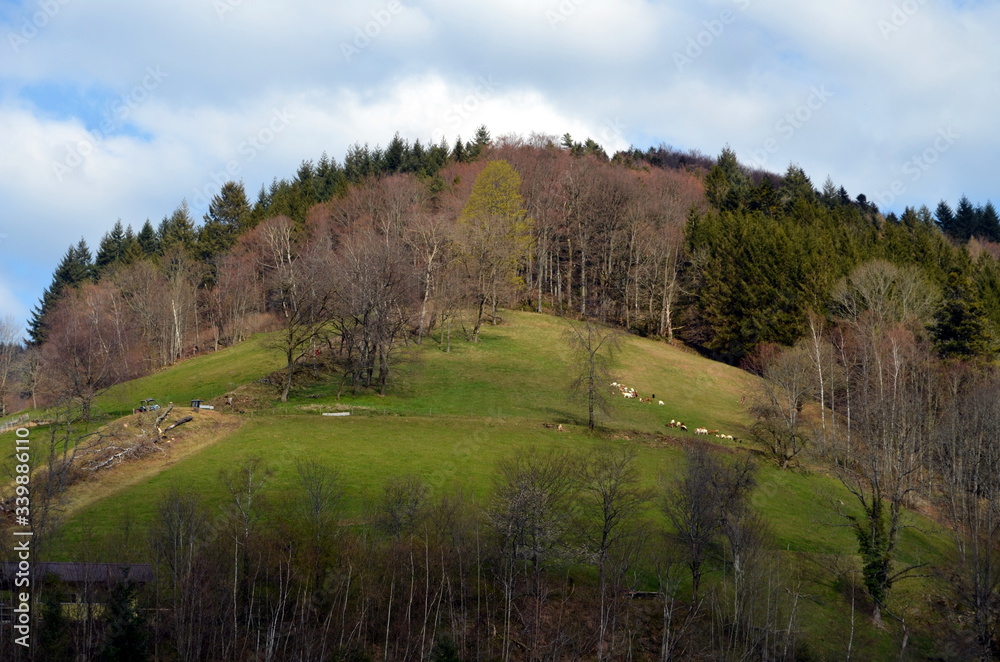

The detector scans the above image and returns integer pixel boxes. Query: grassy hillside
[25,311,954,659]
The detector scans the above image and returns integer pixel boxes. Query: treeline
[14,129,708,416]
[14,128,1000,415]
[683,148,1000,363]
[2,444,811,661]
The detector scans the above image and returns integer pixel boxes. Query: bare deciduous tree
[661,444,756,602]
[834,326,934,626]
[747,342,815,469]
[934,369,1000,660]
[575,444,651,660]
[0,315,22,416]
[488,448,577,661]
[565,320,620,430]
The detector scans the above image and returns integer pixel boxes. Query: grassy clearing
[284,311,753,438]
[98,332,285,417]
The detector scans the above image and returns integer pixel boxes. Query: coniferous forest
[4,128,1000,660]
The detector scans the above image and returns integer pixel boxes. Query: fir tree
[137,219,159,255]
[452,135,467,163]
[935,200,956,236]
[159,201,196,253]
[931,271,992,360]
[27,239,95,344]
[975,200,1000,242]
[199,181,251,261]
[95,220,128,272]
[953,195,977,241]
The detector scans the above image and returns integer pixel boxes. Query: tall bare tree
[835,325,935,626]
[574,445,651,660]
[0,315,22,416]
[661,444,757,602]
[935,369,1000,659]
[252,217,335,401]
[565,320,620,430]
[488,448,577,661]
[746,342,815,469]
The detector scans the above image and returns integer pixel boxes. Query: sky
[0,0,997,330]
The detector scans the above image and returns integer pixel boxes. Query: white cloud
[0,0,998,323]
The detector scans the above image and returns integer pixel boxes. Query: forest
[2,127,1000,660]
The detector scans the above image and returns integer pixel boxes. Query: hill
[13,310,955,660]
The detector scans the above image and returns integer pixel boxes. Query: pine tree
[975,200,1000,242]
[780,164,816,211]
[704,147,748,211]
[27,239,95,344]
[452,135,467,163]
[931,271,992,360]
[96,220,128,272]
[953,195,977,241]
[137,220,159,255]
[935,200,955,236]
[467,125,491,159]
[199,181,250,261]
[384,132,406,172]
[159,201,196,253]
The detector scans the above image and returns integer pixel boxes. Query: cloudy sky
[0,0,996,329]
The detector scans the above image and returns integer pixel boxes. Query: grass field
[19,310,956,659]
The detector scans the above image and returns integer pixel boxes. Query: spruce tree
[95,220,127,272]
[137,220,159,255]
[953,195,977,241]
[935,200,956,236]
[27,239,95,344]
[931,271,992,360]
[976,201,1000,242]
[159,201,196,253]
[199,181,250,261]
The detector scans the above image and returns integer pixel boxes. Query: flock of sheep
[611,381,737,441]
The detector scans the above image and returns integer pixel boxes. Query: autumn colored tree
[458,160,532,341]
[40,282,143,419]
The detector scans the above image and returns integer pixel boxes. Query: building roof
[0,562,154,587]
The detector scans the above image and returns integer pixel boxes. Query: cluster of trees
[0,443,815,661]
[684,148,1000,364]
[936,196,1000,243]
[14,129,707,417]
[19,130,1000,420]
[746,258,1000,657]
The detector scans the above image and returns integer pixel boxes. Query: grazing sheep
[680,424,688,431]
[658,400,665,406]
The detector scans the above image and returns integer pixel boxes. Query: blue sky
[1,0,997,330]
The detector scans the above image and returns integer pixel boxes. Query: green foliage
[95,220,128,272]
[38,584,73,661]
[27,238,95,344]
[96,582,151,662]
[136,220,159,256]
[198,180,251,262]
[704,146,748,211]
[158,201,196,253]
[849,496,892,611]
[931,271,993,360]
